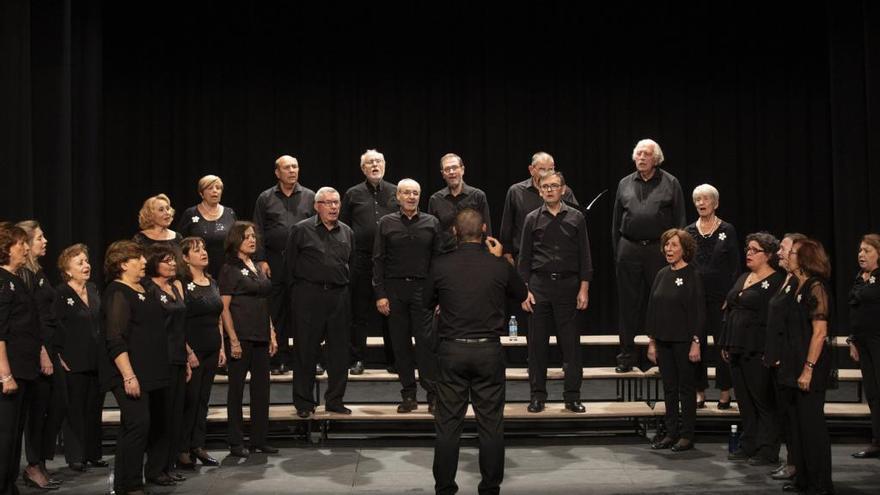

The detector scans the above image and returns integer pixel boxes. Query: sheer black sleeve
[104,287,131,360]
[807,280,830,322]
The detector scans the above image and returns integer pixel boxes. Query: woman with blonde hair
[176,175,237,278]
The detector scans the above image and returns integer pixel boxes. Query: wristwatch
[692,336,700,344]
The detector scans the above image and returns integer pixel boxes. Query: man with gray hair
[340,149,398,375]
[278,186,355,416]
[373,179,441,413]
[611,139,686,372]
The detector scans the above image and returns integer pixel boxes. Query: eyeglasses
[744,247,765,255]
[398,190,420,197]
[540,183,562,192]
[364,158,384,165]
[441,165,461,174]
[160,257,177,265]
[317,200,341,206]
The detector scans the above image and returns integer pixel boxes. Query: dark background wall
[1,0,878,332]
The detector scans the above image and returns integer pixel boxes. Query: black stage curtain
[2,1,878,333]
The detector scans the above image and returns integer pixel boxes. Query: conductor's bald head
[452,208,486,244]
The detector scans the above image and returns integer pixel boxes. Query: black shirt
[517,203,594,284]
[424,243,528,340]
[19,268,58,350]
[53,282,101,373]
[719,271,786,353]
[777,278,833,390]
[685,221,741,303]
[252,183,316,262]
[175,205,238,278]
[765,275,798,366]
[144,279,187,365]
[132,231,184,249]
[218,258,272,342]
[183,278,223,353]
[0,267,41,380]
[101,281,169,392]
[646,264,706,342]
[280,216,355,287]
[500,178,579,256]
[372,211,440,300]
[849,268,880,337]
[428,183,492,253]
[340,180,398,262]
[611,169,686,253]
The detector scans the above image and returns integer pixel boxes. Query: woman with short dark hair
[720,232,785,465]
[647,228,705,452]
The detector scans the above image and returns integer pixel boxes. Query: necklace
[696,217,720,238]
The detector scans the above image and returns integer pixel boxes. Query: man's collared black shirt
[611,168,686,252]
[372,211,440,300]
[424,243,528,340]
[282,215,355,287]
[340,180,398,257]
[427,183,492,253]
[500,178,578,256]
[517,202,593,284]
[253,182,316,261]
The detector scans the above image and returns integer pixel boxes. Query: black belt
[534,271,577,281]
[621,234,659,246]
[299,280,346,290]
[444,337,500,344]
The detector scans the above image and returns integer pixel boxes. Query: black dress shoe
[251,445,279,454]
[696,400,706,409]
[564,401,586,413]
[397,398,418,413]
[386,364,398,374]
[527,399,545,413]
[852,445,880,458]
[615,364,633,373]
[68,462,87,472]
[167,471,186,482]
[428,402,435,414]
[728,449,751,461]
[87,459,109,468]
[349,361,365,375]
[315,363,325,375]
[782,482,806,493]
[651,437,675,450]
[671,439,694,452]
[717,401,732,410]
[270,365,284,375]
[228,445,250,458]
[771,466,796,480]
[191,448,219,466]
[146,473,176,486]
[296,408,314,418]
[326,404,352,414]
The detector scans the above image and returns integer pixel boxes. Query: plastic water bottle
[107,471,115,494]
[729,424,740,453]
[508,316,518,341]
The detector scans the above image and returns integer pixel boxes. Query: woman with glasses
[720,233,785,465]
[684,184,739,409]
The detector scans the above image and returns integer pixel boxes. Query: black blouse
[765,275,798,366]
[849,268,880,337]
[684,221,741,303]
[101,281,169,392]
[53,282,102,373]
[183,278,223,353]
[777,277,833,390]
[218,258,271,342]
[19,268,58,351]
[646,264,706,343]
[0,268,41,380]
[720,270,786,353]
[175,206,237,279]
[144,279,187,365]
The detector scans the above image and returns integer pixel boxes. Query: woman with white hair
[684,184,740,409]
[176,175,237,279]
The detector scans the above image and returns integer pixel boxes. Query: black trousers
[778,385,833,493]
[771,368,798,466]
[0,378,30,495]
[112,385,165,494]
[227,341,270,447]
[63,370,103,464]
[386,279,437,402]
[145,365,185,478]
[615,238,665,367]
[656,340,697,441]
[25,354,67,465]
[729,352,780,460]
[181,350,219,451]
[854,333,880,441]
[527,275,582,402]
[292,283,350,411]
[434,340,505,495]
[267,250,291,369]
[696,300,732,391]
[350,262,394,365]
